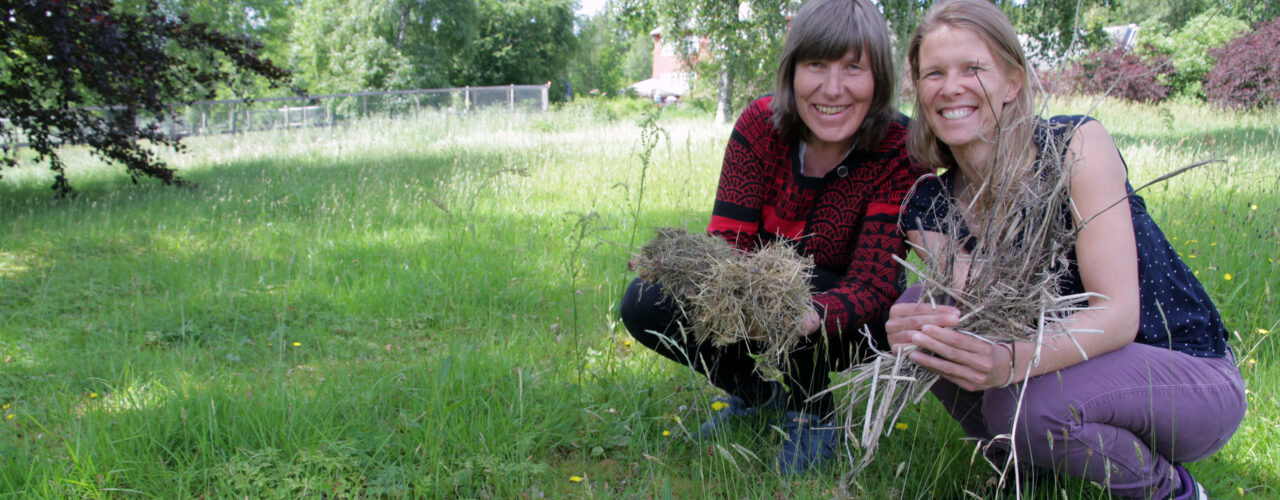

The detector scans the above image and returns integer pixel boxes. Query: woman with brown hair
[621,0,923,475]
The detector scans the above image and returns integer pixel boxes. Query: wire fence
[3,84,550,148]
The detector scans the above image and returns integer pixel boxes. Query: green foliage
[998,0,1111,64]
[455,0,576,87]
[1158,0,1214,30]
[288,0,477,93]
[881,0,929,62]
[622,35,655,84]
[568,12,632,97]
[1083,0,1274,31]
[1139,10,1248,99]
[1083,0,1206,30]
[1232,0,1280,26]
[115,0,295,97]
[885,0,1108,68]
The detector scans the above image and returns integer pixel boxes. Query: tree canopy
[454,0,576,87]
[288,0,478,93]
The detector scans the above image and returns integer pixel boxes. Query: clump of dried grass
[632,227,815,378]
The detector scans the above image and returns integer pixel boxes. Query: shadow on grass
[1111,124,1280,162]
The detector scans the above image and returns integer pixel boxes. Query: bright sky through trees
[578,0,607,17]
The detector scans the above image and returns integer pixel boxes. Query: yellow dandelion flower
[662,430,671,436]
[1189,254,1197,259]
[4,414,12,420]
[292,341,301,347]
[1247,358,1256,366]
[1,403,8,410]
[89,393,98,399]
[1224,273,1233,281]
[1211,242,1218,247]
[1258,328,1270,335]
[569,475,583,483]
[1251,204,1258,211]
[623,339,633,347]
[894,423,909,431]
[711,401,729,411]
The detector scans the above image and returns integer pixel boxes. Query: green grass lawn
[0,96,1276,498]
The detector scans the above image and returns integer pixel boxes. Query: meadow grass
[0,96,1275,498]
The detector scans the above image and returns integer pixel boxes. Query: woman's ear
[1003,69,1024,103]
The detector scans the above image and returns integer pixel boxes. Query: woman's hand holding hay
[797,305,822,337]
[887,302,1015,391]
[905,324,1015,392]
[885,302,961,347]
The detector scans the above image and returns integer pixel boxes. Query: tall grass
[0,98,1275,498]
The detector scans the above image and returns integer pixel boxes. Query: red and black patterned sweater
[708,96,924,337]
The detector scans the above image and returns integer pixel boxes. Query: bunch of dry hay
[632,227,815,379]
[821,119,1109,483]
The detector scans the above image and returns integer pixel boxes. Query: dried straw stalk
[822,117,1111,484]
[632,227,815,379]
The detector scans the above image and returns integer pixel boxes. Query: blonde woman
[886,0,1245,498]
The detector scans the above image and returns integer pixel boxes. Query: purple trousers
[904,281,1246,498]
[933,344,1244,498]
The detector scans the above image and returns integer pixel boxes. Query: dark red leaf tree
[1205,16,1280,110]
[1,0,292,194]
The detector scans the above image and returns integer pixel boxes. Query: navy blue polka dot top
[901,115,1229,358]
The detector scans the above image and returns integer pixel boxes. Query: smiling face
[915,24,1022,162]
[792,49,875,155]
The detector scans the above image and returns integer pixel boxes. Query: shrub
[1063,47,1172,103]
[1205,17,1280,110]
[1139,12,1250,99]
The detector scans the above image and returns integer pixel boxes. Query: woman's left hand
[798,306,822,337]
[906,325,1009,392]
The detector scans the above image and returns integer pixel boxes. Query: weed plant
[0,98,1275,498]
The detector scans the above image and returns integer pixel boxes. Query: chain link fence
[168,84,549,137]
[4,84,550,147]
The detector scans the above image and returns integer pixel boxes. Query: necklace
[799,141,856,178]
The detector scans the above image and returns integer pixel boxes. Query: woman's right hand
[886,302,961,355]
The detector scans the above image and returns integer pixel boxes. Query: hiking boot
[775,411,839,476]
[693,381,785,440]
[1172,464,1209,500]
